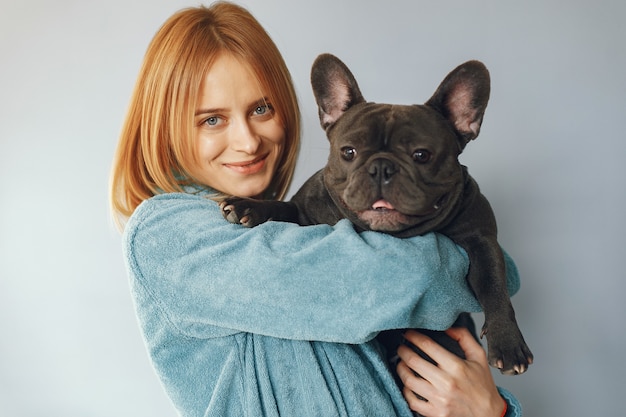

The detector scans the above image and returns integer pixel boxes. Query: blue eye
[254,103,274,116]
[205,116,219,126]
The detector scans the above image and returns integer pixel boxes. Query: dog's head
[310,53,490,236]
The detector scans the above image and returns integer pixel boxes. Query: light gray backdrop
[1,0,624,415]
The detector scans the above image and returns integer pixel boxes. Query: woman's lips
[224,153,268,175]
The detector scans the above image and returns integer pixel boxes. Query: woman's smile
[223,153,269,175]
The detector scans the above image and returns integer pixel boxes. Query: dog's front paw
[482,324,534,375]
[219,197,268,227]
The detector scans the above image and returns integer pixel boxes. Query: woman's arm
[124,193,519,344]
[397,328,522,417]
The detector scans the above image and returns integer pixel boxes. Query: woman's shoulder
[141,189,217,209]
[131,192,219,223]
[124,192,225,250]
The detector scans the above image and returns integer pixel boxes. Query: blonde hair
[109,1,301,228]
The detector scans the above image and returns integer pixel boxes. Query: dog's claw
[220,201,245,225]
[483,322,533,375]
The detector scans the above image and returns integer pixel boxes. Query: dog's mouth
[371,199,396,211]
[370,194,446,216]
[355,194,447,232]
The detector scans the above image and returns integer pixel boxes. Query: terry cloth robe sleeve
[123,192,523,417]
[125,193,519,343]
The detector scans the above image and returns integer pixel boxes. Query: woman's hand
[396,328,506,417]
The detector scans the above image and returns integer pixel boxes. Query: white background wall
[1,0,624,415]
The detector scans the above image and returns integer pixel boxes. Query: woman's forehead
[197,53,268,110]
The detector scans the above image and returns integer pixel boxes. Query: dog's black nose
[368,158,397,184]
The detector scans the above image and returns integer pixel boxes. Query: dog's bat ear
[311,53,365,131]
[426,60,490,150]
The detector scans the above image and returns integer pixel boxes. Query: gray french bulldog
[220,53,533,376]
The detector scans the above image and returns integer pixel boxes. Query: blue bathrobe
[123,189,522,416]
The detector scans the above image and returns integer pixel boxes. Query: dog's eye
[412,149,432,163]
[341,146,357,161]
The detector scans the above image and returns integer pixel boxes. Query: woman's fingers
[398,328,505,417]
[396,359,434,415]
[445,326,489,365]
[396,356,430,397]
[401,329,463,382]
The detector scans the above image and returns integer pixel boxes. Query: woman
[110,2,521,416]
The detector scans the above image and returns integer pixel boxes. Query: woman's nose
[230,119,261,154]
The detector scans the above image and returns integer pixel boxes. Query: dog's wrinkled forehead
[331,102,457,150]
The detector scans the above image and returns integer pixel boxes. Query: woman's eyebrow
[195,97,270,117]
[245,96,271,112]
[194,107,224,116]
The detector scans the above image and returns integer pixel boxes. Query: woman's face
[190,53,285,197]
